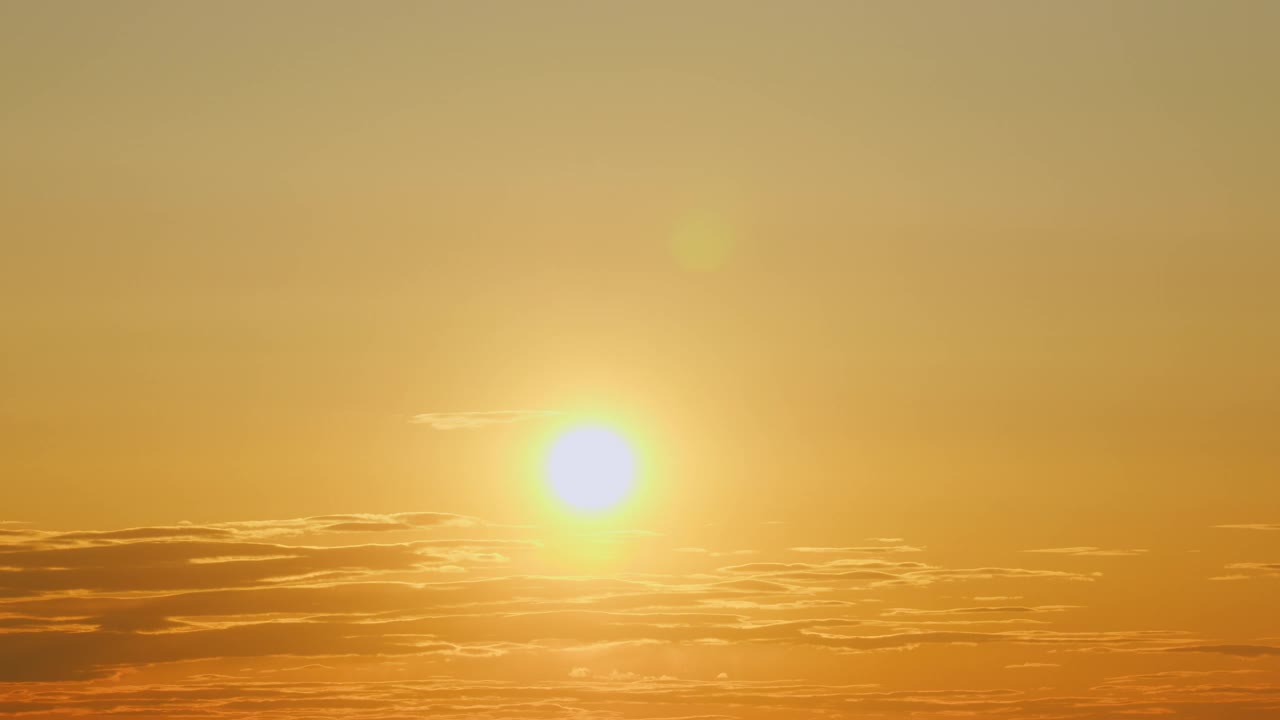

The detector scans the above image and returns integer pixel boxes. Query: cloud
[790,545,924,554]
[1024,547,1148,557]
[720,562,816,573]
[1005,662,1060,669]
[46,526,238,543]
[0,540,452,595]
[0,513,483,548]
[1166,644,1280,657]
[323,521,416,532]
[2,512,1276,719]
[394,512,482,528]
[409,410,562,430]
[1214,524,1280,531]
[5,677,1280,720]
[886,567,1097,586]
[1210,562,1280,581]
[1102,669,1266,685]
[1224,562,1280,573]
[883,606,1077,617]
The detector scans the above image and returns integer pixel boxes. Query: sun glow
[546,426,636,511]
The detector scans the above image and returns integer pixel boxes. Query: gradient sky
[2,2,1278,718]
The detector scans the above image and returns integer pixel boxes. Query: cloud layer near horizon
[1,514,1278,718]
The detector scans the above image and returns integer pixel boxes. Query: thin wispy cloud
[790,545,924,554]
[409,410,564,430]
[1213,562,1280,581]
[1025,547,1149,557]
[1166,644,1280,657]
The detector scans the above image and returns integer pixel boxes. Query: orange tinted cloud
[2,511,1277,716]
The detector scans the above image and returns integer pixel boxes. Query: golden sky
[1,2,1278,718]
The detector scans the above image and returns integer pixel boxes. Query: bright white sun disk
[547,427,636,511]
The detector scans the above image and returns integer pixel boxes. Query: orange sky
[2,2,1278,718]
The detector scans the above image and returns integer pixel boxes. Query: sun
[546,426,637,511]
